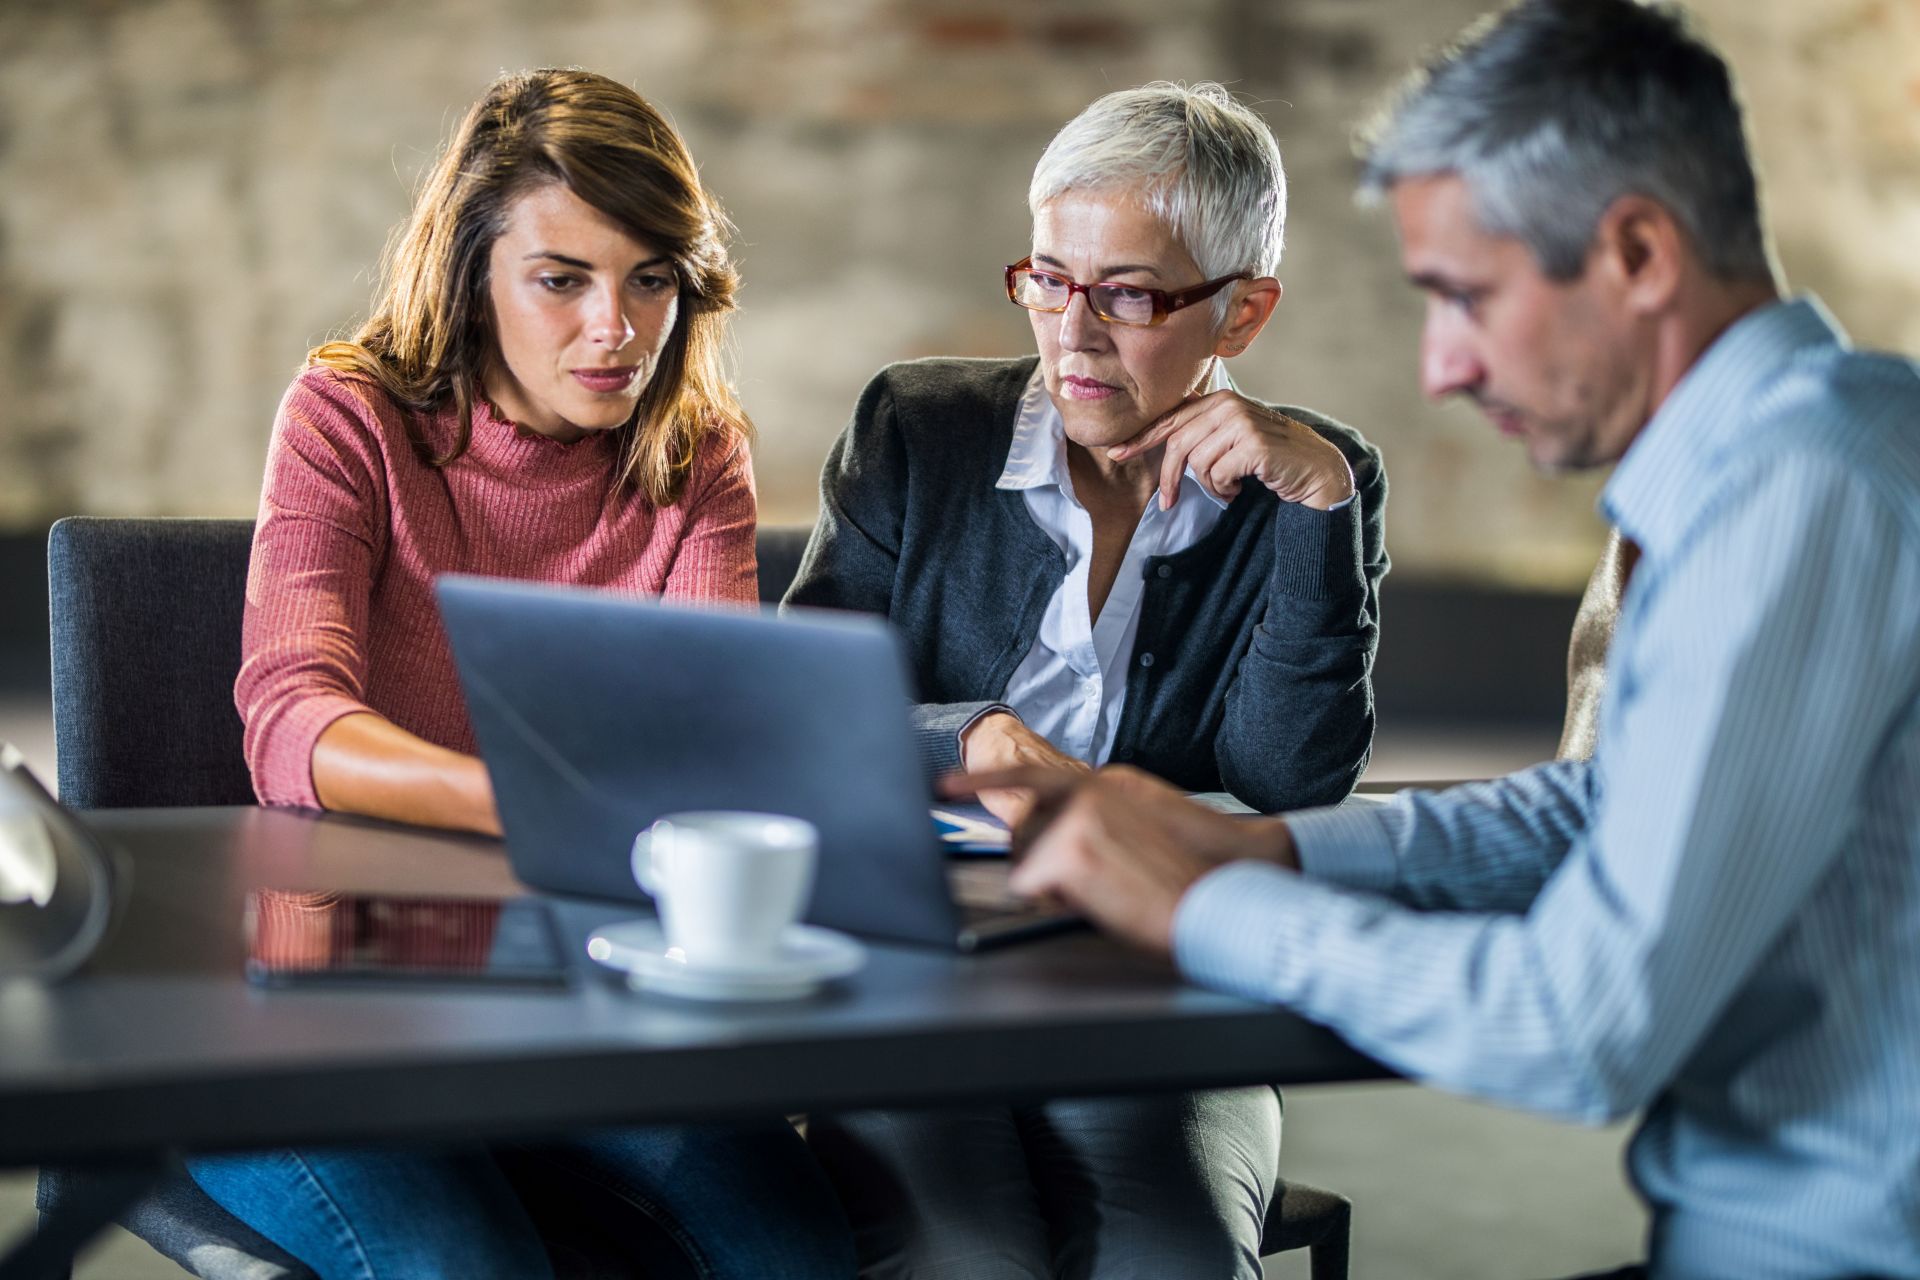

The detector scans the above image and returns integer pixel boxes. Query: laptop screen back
[436,576,961,947]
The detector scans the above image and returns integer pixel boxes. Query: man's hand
[958,712,1089,827]
[1107,391,1355,512]
[942,764,1297,956]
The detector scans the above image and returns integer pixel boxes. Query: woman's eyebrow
[522,251,594,269]
[519,251,672,271]
[1032,253,1164,281]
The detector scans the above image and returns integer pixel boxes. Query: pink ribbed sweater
[236,367,759,808]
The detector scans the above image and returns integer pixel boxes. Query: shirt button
[1137,652,1155,668]
[1155,564,1173,579]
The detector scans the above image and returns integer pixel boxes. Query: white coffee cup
[630,812,818,969]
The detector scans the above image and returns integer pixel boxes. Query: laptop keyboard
[946,860,1029,913]
[942,859,1083,950]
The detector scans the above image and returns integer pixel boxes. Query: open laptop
[436,576,1079,951]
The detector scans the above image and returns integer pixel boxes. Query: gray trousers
[808,1088,1281,1280]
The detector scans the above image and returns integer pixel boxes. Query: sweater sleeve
[1214,424,1388,813]
[663,426,759,606]
[234,372,392,809]
[783,367,1005,778]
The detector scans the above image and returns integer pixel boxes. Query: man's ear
[1592,195,1686,316]
[1214,277,1282,357]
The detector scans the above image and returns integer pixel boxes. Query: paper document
[931,805,1010,856]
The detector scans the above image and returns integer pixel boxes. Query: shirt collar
[996,359,1236,511]
[1601,296,1846,560]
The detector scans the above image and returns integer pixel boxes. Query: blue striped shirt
[1174,298,1920,1279]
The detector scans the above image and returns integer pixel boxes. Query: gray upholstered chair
[49,517,257,810]
[41,517,322,1279]
[1261,1179,1352,1277]
[1557,526,1636,763]
[754,524,811,608]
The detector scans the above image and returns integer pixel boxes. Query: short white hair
[1029,82,1286,321]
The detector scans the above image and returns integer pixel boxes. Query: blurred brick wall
[1,0,1914,589]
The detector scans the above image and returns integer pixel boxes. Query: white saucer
[585,919,866,1002]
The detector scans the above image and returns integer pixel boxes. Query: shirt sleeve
[1174,455,1920,1122]
[1213,427,1388,812]
[783,369,999,779]
[234,373,391,809]
[663,427,759,606]
[1286,759,1599,912]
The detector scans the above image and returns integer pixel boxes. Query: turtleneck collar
[456,394,623,490]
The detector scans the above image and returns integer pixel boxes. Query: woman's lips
[572,366,639,394]
[1061,375,1118,401]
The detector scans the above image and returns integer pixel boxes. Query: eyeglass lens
[1010,269,1158,325]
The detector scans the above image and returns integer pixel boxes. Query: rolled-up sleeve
[234,374,389,809]
[1176,458,1919,1124]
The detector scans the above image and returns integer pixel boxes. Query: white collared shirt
[994,361,1235,765]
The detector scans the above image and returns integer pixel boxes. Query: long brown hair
[312,68,747,507]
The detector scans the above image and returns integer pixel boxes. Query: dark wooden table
[1,804,1391,1274]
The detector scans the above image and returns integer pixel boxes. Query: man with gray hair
[967,3,1920,1277]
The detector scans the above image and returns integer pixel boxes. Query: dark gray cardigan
[785,356,1389,814]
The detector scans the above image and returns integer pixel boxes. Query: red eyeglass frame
[1003,256,1249,327]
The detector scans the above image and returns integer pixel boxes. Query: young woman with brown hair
[188,68,854,1279]
[237,67,758,836]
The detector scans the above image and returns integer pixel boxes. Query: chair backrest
[1557,525,1635,762]
[756,525,811,605]
[46,518,818,808]
[48,517,257,809]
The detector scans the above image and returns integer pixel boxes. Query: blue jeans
[187,1120,855,1279]
[807,1088,1281,1280]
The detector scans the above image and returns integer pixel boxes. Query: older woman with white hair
[788,82,1387,1278]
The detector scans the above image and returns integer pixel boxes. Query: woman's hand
[958,712,1089,828]
[1107,390,1354,512]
